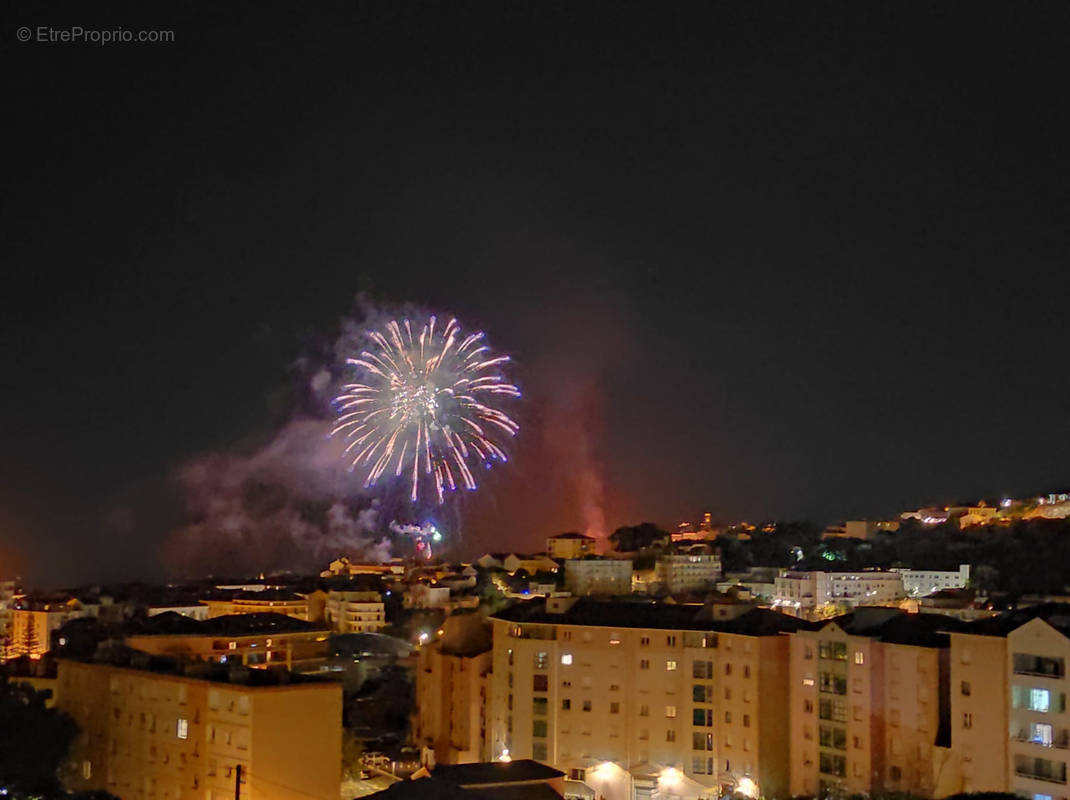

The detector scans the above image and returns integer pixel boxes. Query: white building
[326,590,386,633]
[895,564,970,597]
[774,570,904,613]
[654,554,722,594]
[564,558,633,596]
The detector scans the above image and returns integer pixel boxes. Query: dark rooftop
[363,762,564,800]
[126,611,327,637]
[491,598,816,636]
[549,532,595,540]
[432,760,565,785]
[62,645,336,689]
[816,609,966,648]
[958,603,1070,638]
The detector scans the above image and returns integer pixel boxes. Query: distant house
[545,532,597,560]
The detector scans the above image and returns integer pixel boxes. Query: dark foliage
[0,677,78,799]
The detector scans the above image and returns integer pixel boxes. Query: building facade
[655,555,723,595]
[896,566,971,598]
[564,559,633,597]
[325,590,386,633]
[547,533,598,561]
[488,598,805,800]
[774,572,904,616]
[414,614,494,765]
[56,657,341,800]
[788,610,950,798]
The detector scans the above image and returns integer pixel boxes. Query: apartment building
[414,614,494,765]
[896,566,971,598]
[788,608,955,798]
[547,533,598,560]
[655,554,723,595]
[203,589,311,621]
[325,590,386,633]
[940,604,1070,799]
[119,612,330,669]
[564,559,633,597]
[774,571,904,616]
[488,597,810,800]
[1007,615,1069,799]
[56,653,341,800]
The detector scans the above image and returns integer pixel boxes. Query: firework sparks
[331,315,520,503]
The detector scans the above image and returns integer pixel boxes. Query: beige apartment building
[56,655,342,800]
[788,609,953,798]
[413,613,494,765]
[488,597,809,800]
[325,590,386,633]
[547,533,598,560]
[942,605,1070,800]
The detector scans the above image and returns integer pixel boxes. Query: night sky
[5,1,1069,586]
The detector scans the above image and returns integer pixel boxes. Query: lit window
[561,653,573,665]
[1030,688,1052,713]
[666,660,678,671]
[854,652,865,665]
[82,761,92,779]
[228,642,237,650]
[177,718,189,739]
[665,705,677,718]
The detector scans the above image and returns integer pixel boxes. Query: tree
[609,522,670,553]
[0,677,78,798]
[21,617,40,657]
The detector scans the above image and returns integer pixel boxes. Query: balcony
[1012,730,1070,750]
[1014,655,1066,680]
[1015,756,1068,784]
[1015,768,1068,785]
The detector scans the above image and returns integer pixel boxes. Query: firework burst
[331,315,520,503]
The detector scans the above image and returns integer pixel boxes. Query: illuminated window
[177,718,188,740]
[561,653,573,665]
[228,642,237,650]
[665,705,677,718]
[82,761,92,780]
[666,660,677,671]
[854,651,865,665]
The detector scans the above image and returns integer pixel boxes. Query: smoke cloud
[163,418,391,577]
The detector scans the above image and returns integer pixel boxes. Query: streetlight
[736,776,759,799]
